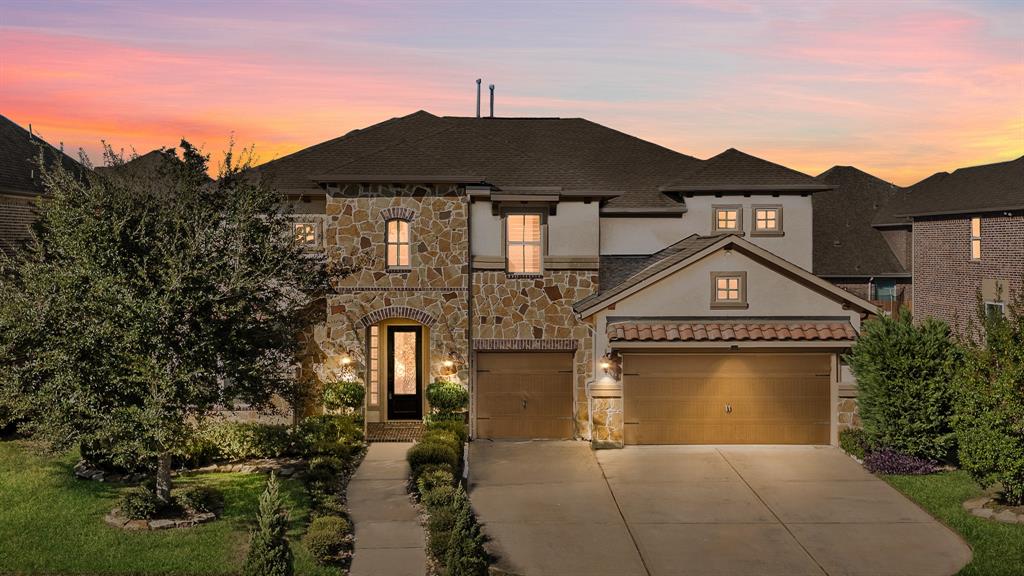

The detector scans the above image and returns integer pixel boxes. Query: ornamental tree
[0,141,325,502]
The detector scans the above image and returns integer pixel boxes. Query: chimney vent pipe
[489,84,495,118]
[475,79,481,118]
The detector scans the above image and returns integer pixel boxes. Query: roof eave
[898,205,1024,218]
[659,184,836,193]
[311,174,485,184]
[600,206,687,217]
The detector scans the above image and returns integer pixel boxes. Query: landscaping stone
[149,519,176,530]
[971,507,994,519]
[994,510,1019,523]
[104,507,218,531]
[123,520,149,531]
[961,495,1024,524]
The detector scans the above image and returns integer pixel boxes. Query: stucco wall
[600,195,814,269]
[470,199,600,258]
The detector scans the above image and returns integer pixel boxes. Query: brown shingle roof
[814,166,908,277]
[660,148,833,193]
[607,319,857,342]
[0,114,84,196]
[898,156,1024,217]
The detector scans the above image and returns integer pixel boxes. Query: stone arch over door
[356,306,437,329]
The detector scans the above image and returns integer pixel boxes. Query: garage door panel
[624,353,830,445]
[476,352,574,440]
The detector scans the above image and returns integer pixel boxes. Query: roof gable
[898,156,1024,217]
[659,148,832,193]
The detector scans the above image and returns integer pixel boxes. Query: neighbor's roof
[659,148,833,193]
[813,166,909,277]
[0,114,84,196]
[257,111,828,210]
[897,156,1024,217]
[606,318,858,343]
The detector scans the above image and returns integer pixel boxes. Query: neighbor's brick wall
[473,270,597,438]
[913,213,1024,334]
[0,193,37,256]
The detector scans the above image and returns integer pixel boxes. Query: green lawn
[884,470,1024,576]
[0,439,341,575]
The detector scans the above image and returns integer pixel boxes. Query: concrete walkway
[348,442,425,576]
[471,441,972,576]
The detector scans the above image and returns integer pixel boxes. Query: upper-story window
[293,222,318,247]
[712,205,742,233]
[752,205,783,236]
[711,271,748,309]
[386,219,411,268]
[506,213,543,274]
[970,217,981,260]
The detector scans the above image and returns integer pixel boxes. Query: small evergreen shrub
[243,474,293,576]
[175,485,224,514]
[952,296,1024,505]
[427,505,458,560]
[417,467,456,494]
[863,450,941,475]
[427,419,469,444]
[308,456,345,477]
[119,486,161,520]
[182,422,291,466]
[444,487,489,576]
[839,428,871,460]
[408,441,460,479]
[293,415,363,458]
[427,380,469,415]
[422,484,459,510]
[304,515,350,564]
[322,380,365,413]
[845,309,958,461]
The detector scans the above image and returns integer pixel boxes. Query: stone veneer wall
[837,385,860,433]
[913,213,1024,334]
[298,184,471,400]
[472,270,597,438]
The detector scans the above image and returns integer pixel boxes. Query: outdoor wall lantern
[599,350,621,380]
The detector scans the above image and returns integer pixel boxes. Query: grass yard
[884,470,1024,576]
[0,439,341,575]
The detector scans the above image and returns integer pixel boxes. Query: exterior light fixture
[340,350,353,366]
[442,359,455,368]
[599,351,621,380]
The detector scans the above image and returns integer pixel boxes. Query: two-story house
[897,156,1024,333]
[257,111,878,449]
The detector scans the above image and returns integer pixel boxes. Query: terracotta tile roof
[607,319,857,342]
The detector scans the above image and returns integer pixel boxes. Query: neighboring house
[897,156,1024,333]
[0,115,83,256]
[814,166,912,314]
[258,110,878,448]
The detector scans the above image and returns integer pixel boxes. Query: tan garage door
[476,352,574,439]
[623,353,831,445]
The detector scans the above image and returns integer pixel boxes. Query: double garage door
[623,353,832,445]
[475,352,574,440]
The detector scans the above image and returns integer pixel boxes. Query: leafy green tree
[0,142,325,502]
[845,309,959,461]
[952,289,1024,504]
[243,473,294,576]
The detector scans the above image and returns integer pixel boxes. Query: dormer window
[752,205,783,236]
[386,219,411,268]
[712,205,742,233]
[506,212,543,274]
[293,222,318,247]
[970,217,981,260]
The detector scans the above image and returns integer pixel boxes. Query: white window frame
[504,211,545,275]
[970,217,981,261]
[984,301,1006,318]
[712,205,743,233]
[385,219,412,269]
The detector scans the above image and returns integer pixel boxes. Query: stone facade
[913,213,1024,334]
[299,183,471,412]
[837,395,860,432]
[472,270,597,437]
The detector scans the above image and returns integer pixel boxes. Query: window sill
[506,272,544,279]
[386,268,412,274]
[751,231,785,237]
[710,230,745,236]
[711,302,749,310]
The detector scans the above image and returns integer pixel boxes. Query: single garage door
[623,353,831,445]
[476,352,574,439]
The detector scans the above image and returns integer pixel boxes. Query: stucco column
[588,376,624,449]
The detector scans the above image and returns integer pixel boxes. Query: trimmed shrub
[427,505,458,560]
[304,515,350,564]
[417,467,456,494]
[863,450,940,475]
[408,441,460,479]
[422,484,459,510]
[839,428,871,460]
[427,380,469,415]
[293,415,363,458]
[182,422,291,466]
[952,296,1024,505]
[119,486,161,520]
[845,309,958,461]
[322,380,365,413]
[308,456,345,477]
[175,485,224,514]
[243,474,293,576]
[444,487,489,576]
[427,419,468,445]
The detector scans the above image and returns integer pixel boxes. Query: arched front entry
[364,317,432,423]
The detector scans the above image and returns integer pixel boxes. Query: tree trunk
[155,451,173,503]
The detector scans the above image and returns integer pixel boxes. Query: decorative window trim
[970,217,981,261]
[380,206,417,222]
[502,209,546,276]
[385,218,412,269]
[292,221,320,247]
[712,205,743,234]
[751,204,784,237]
[710,271,749,309]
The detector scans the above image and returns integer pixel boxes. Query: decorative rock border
[963,497,1024,524]
[75,457,306,484]
[74,461,148,484]
[104,507,217,531]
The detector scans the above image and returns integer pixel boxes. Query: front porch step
[367,422,424,443]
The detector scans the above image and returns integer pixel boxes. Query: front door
[387,325,423,420]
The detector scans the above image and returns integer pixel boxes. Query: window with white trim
[970,217,981,260]
[506,213,543,274]
[985,302,1006,318]
[386,219,411,268]
[293,222,317,246]
[713,206,742,232]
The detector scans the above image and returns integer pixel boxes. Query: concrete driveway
[469,441,971,576]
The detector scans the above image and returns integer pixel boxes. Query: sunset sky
[2,0,1022,185]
